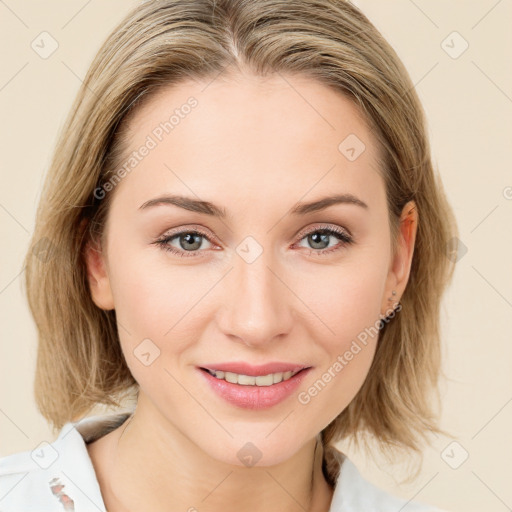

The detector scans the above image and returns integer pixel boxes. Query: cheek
[108,259,196,400]
[107,247,215,377]
[291,256,386,427]
[295,252,386,351]
[107,235,205,332]
[109,259,172,336]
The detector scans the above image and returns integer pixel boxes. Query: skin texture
[85,69,418,512]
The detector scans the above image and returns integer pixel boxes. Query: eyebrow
[138,193,368,217]
[290,193,368,214]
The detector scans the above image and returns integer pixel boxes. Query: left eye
[296,227,352,253]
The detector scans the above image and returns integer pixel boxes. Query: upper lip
[199,362,311,376]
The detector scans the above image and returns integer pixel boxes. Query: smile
[198,366,312,409]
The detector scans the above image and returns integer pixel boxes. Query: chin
[195,431,311,469]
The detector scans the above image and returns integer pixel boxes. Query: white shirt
[0,413,448,511]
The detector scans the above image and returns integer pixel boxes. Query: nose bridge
[218,245,293,346]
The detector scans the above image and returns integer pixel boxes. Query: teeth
[206,369,301,386]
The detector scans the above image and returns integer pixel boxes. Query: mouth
[197,365,313,410]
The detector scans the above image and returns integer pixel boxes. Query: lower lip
[198,368,312,410]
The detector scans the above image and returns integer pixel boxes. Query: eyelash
[153,224,354,258]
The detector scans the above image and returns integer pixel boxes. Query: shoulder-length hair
[24,0,458,483]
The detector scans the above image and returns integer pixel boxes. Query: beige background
[1,1,511,511]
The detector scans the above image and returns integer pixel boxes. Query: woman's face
[87,71,407,466]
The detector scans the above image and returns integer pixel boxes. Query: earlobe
[84,239,115,311]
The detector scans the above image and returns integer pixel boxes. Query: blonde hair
[24,0,458,484]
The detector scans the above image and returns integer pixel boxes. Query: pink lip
[199,361,309,376]
[198,366,312,410]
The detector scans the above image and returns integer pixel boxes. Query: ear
[381,200,418,317]
[84,237,115,311]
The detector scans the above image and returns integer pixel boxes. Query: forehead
[111,71,385,215]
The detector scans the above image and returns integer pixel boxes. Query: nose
[216,249,295,348]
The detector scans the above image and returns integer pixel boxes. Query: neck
[89,395,334,512]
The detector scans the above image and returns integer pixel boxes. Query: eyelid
[158,224,219,244]
[294,222,352,241]
[157,223,350,245]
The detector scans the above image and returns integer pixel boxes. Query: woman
[0,0,457,510]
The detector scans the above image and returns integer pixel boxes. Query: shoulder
[329,450,450,512]
[0,412,130,511]
[0,422,89,511]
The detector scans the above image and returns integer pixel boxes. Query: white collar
[0,412,443,511]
